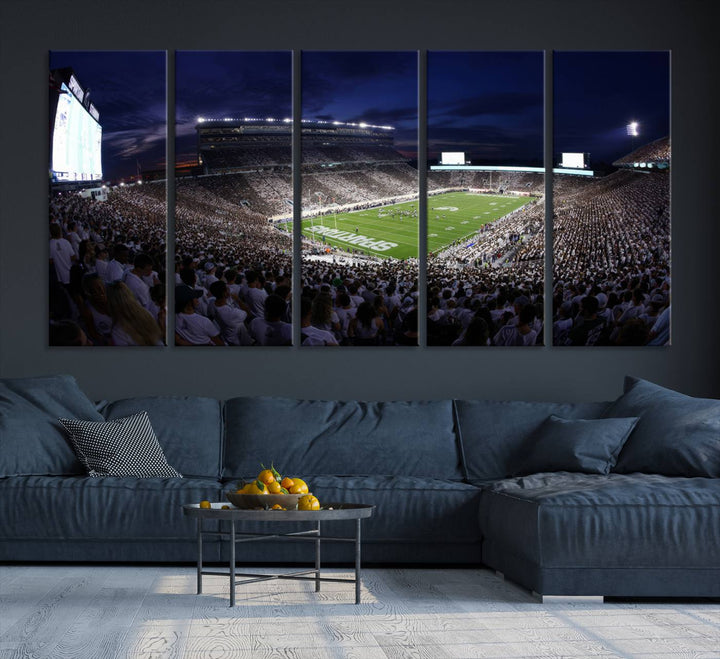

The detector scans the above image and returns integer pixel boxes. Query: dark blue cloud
[301,51,418,140]
[174,51,292,165]
[427,51,544,165]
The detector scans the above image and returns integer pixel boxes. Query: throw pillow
[58,411,182,478]
[605,376,720,477]
[515,415,639,476]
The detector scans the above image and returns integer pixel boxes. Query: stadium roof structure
[613,136,670,170]
[195,117,394,131]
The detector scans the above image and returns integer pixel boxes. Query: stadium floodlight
[627,121,639,137]
[197,117,205,123]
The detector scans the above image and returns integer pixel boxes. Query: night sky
[554,51,670,166]
[49,51,166,182]
[301,51,418,157]
[175,51,292,166]
[49,50,669,181]
[428,51,544,166]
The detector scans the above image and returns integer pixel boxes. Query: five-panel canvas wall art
[48,51,670,347]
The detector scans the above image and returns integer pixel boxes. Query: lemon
[199,500,211,509]
[298,494,320,511]
[267,480,283,494]
[245,480,268,495]
[289,478,309,494]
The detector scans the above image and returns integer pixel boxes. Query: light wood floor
[1,565,719,658]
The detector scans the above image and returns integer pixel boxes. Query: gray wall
[1,0,718,402]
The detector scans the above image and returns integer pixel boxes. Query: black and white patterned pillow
[58,411,182,478]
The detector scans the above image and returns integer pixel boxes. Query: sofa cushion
[224,397,461,480]
[454,400,611,482]
[0,475,222,542]
[606,377,720,477]
[102,396,223,479]
[479,472,720,569]
[0,375,103,477]
[515,415,639,476]
[59,412,182,478]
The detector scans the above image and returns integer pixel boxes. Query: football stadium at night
[48,51,669,348]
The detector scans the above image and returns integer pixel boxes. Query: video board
[51,82,102,181]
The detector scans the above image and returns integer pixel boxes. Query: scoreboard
[560,152,588,169]
[50,72,103,183]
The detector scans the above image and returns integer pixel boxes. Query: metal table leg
[315,521,321,592]
[196,517,203,594]
[229,519,236,607]
[355,518,361,604]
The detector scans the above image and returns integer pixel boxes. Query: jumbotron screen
[560,152,586,169]
[441,151,465,165]
[51,83,102,182]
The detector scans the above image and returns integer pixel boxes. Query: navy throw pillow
[605,376,720,477]
[515,415,639,476]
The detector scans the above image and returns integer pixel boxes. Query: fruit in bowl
[226,464,320,510]
[226,491,303,510]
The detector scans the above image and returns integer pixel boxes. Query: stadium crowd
[49,183,168,346]
[49,135,669,348]
[551,168,670,346]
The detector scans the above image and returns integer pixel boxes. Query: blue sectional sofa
[1,374,719,598]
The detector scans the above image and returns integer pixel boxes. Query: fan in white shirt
[123,254,159,319]
[249,294,292,346]
[175,285,223,346]
[49,224,76,285]
[105,245,131,283]
[208,281,253,346]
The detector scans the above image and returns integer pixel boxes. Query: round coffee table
[182,502,374,606]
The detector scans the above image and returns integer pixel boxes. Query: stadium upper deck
[613,136,670,169]
[196,118,406,174]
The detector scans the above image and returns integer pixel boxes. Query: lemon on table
[199,500,211,509]
[298,494,320,511]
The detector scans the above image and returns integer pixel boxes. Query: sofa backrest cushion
[454,399,611,482]
[102,396,223,479]
[0,375,103,476]
[606,376,720,477]
[224,397,461,480]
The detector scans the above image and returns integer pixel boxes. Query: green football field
[282,192,534,260]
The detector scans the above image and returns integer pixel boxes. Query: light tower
[627,121,639,152]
